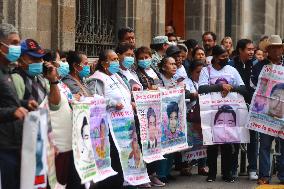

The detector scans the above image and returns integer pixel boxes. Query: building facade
[0,0,283,57]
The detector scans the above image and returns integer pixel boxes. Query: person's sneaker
[257,177,269,185]
[222,176,235,183]
[150,176,165,187]
[249,171,258,180]
[206,176,216,182]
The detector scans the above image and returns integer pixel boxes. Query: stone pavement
[161,167,283,189]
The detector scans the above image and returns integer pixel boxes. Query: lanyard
[109,76,128,106]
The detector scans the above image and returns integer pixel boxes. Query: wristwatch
[49,80,59,85]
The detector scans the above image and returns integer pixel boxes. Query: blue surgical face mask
[2,43,21,62]
[138,58,152,69]
[57,61,70,78]
[108,61,120,74]
[122,56,134,69]
[28,62,43,77]
[79,65,90,79]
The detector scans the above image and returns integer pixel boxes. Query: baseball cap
[151,36,171,45]
[166,45,181,57]
[21,39,45,58]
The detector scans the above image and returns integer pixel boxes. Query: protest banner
[21,109,49,189]
[89,95,117,182]
[133,90,164,163]
[247,64,284,138]
[108,109,150,186]
[160,87,189,154]
[199,92,250,145]
[182,121,207,162]
[73,96,116,184]
[73,102,98,183]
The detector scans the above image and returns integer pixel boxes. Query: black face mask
[219,58,228,68]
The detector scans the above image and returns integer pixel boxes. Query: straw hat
[261,35,283,50]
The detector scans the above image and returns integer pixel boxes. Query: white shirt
[185,78,198,93]
[173,65,188,81]
[206,56,213,63]
[120,69,143,89]
[104,74,132,109]
[199,64,244,87]
[145,68,158,80]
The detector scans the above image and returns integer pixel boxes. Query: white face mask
[168,42,177,46]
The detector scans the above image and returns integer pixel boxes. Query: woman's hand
[73,94,81,101]
[116,103,124,110]
[222,84,233,92]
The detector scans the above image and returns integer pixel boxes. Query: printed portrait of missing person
[267,83,284,120]
[212,105,240,143]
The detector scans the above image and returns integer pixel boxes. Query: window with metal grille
[75,0,117,57]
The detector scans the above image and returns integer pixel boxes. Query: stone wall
[185,0,225,43]
[185,0,284,45]
[117,0,166,47]
[0,0,282,53]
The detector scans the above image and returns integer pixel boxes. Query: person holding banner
[62,50,92,98]
[116,42,142,92]
[228,39,258,181]
[157,56,190,183]
[86,49,149,188]
[135,46,164,91]
[42,50,83,188]
[183,59,208,176]
[251,35,284,185]
[0,23,39,189]
[134,46,166,187]
[198,45,247,183]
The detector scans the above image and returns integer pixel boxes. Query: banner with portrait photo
[89,95,117,182]
[21,109,49,189]
[73,97,116,184]
[247,64,284,138]
[199,92,250,145]
[108,110,150,186]
[73,102,98,183]
[160,87,188,154]
[133,90,164,163]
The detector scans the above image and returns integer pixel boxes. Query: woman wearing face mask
[42,50,84,188]
[198,45,246,183]
[61,50,91,97]
[116,43,155,188]
[134,47,166,187]
[85,49,136,189]
[116,42,142,91]
[135,46,164,90]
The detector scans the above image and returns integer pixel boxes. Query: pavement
[161,166,283,189]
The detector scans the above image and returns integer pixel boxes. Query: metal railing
[75,0,117,57]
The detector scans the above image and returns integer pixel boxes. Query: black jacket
[230,56,255,103]
[251,59,270,87]
[0,65,25,149]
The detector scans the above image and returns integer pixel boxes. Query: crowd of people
[0,22,283,189]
